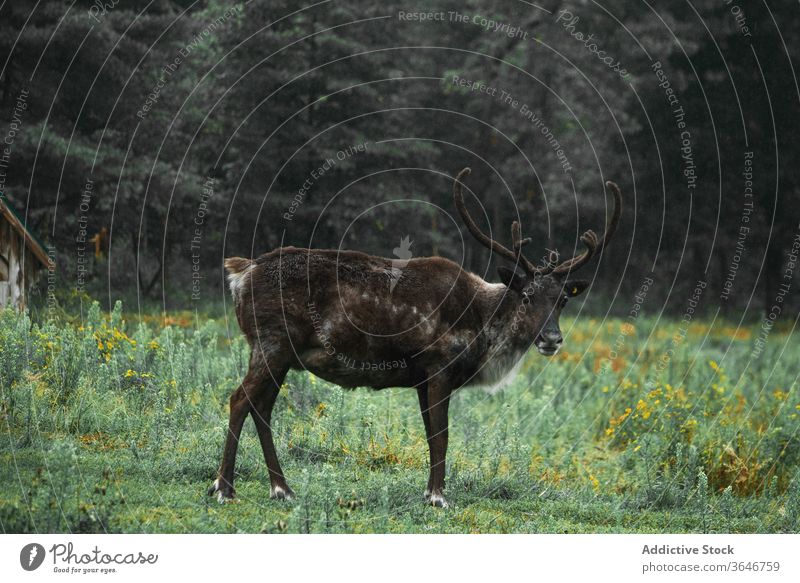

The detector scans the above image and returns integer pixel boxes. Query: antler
[453,168,623,277]
[453,167,550,276]
[551,180,622,275]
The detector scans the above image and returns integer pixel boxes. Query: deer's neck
[475,282,524,343]
[468,280,533,392]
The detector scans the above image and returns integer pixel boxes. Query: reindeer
[209,168,622,507]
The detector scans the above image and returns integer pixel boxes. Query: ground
[0,303,798,533]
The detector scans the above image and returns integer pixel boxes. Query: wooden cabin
[0,193,50,309]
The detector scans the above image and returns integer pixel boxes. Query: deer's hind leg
[208,343,289,503]
[250,362,293,500]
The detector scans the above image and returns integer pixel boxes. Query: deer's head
[453,168,622,357]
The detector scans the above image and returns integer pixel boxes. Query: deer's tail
[224,257,255,298]
[224,257,252,274]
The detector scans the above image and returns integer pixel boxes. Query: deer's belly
[296,348,414,389]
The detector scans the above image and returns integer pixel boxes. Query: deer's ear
[498,266,526,292]
[565,280,590,297]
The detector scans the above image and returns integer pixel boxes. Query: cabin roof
[0,193,50,267]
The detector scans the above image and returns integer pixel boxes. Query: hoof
[217,491,236,504]
[270,484,295,500]
[208,478,235,503]
[425,491,449,508]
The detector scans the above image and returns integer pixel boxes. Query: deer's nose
[540,331,563,345]
[535,330,562,357]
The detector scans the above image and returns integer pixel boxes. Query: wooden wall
[0,219,44,310]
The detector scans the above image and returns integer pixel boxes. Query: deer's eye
[558,295,568,308]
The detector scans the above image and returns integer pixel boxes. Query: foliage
[1,1,798,313]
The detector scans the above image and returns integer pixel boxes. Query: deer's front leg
[416,384,433,498]
[424,377,451,508]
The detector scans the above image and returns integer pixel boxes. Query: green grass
[1,302,798,533]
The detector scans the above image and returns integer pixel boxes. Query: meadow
[0,302,798,533]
